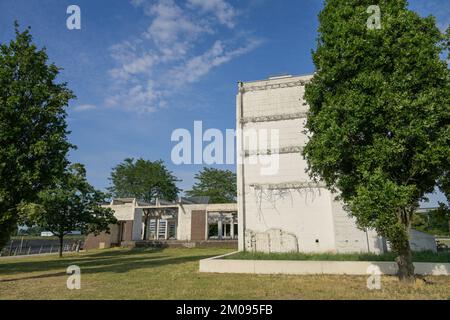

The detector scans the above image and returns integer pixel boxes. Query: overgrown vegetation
[226,251,450,263]
[412,205,450,236]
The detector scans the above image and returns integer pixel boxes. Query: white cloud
[130,0,145,7]
[105,0,261,114]
[73,104,96,112]
[187,0,237,28]
[109,52,158,81]
[107,80,161,113]
[437,21,449,33]
[146,0,210,45]
[166,38,263,86]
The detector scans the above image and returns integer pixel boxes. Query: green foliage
[17,225,45,236]
[20,164,117,239]
[303,0,449,271]
[412,205,450,236]
[0,23,74,248]
[108,158,180,202]
[227,251,450,263]
[438,170,450,207]
[185,167,237,203]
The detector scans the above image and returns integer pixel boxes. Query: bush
[226,251,450,262]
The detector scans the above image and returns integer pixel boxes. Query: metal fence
[1,239,83,257]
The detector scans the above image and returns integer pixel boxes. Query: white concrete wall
[237,75,383,254]
[243,119,309,151]
[102,201,143,241]
[243,186,337,252]
[238,75,342,253]
[200,253,450,276]
[237,86,245,251]
[330,199,384,254]
[385,229,438,252]
[105,203,136,221]
[410,229,437,252]
[206,203,237,212]
[177,204,191,241]
[241,83,309,118]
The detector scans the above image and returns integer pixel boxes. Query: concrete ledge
[199,252,450,276]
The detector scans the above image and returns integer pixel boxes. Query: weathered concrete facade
[236,74,432,254]
[84,198,237,250]
[177,203,238,241]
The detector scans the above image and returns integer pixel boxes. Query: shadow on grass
[0,271,67,282]
[0,248,220,281]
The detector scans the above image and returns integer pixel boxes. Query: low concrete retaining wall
[199,252,450,276]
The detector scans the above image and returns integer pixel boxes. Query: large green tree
[21,164,117,257]
[108,158,180,240]
[0,23,74,248]
[303,0,449,281]
[186,167,237,203]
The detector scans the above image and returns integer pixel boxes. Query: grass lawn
[226,251,450,262]
[0,247,449,300]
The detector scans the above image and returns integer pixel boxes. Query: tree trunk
[395,209,415,281]
[142,212,149,240]
[395,241,415,281]
[58,236,64,258]
[448,217,450,234]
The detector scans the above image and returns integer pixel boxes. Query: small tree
[108,158,180,240]
[21,164,117,257]
[0,23,74,249]
[303,0,449,281]
[186,167,237,203]
[412,205,450,236]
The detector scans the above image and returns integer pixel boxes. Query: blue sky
[0,0,448,206]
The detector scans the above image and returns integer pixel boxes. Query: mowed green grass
[0,248,449,300]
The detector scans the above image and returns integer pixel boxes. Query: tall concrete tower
[236,74,384,254]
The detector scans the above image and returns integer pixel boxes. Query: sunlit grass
[0,248,449,300]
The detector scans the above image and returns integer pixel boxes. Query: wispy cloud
[166,38,263,86]
[73,104,97,112]
[187,0,237,28]
[146,0,212,46]
[106,0,262,114]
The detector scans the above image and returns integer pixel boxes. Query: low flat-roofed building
[84,197,237,250]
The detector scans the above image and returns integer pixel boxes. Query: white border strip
[199,253,450,276]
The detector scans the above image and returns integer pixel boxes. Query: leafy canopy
[108,158,180,202]
[0,23,74,248]
[186,167,237,203]
[20,164,117,238]
[303,0,449,249]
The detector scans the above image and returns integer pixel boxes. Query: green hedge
[225,251,450,263]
